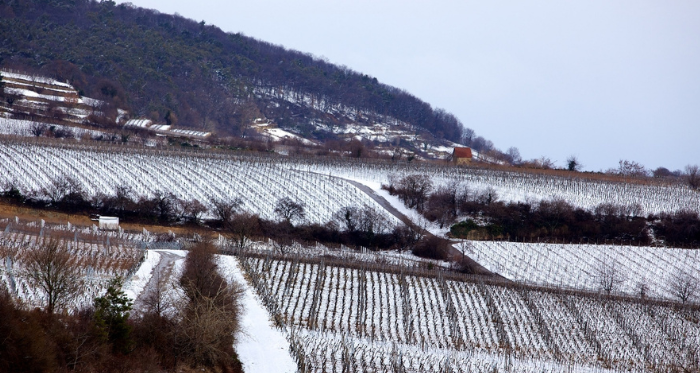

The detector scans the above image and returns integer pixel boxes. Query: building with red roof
[452,147,473,164]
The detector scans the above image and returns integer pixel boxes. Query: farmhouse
[452,147,472,164]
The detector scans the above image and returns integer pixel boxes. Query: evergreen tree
[94,277,133,354]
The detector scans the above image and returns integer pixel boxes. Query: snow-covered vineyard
[1,139,698,221]
[2,139,700,372]
[0,220,146,310]
[241,255,700,372]
[465,241,700,301]
[291,159,700,216]
[0,140,399,226]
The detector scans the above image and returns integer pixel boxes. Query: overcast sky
[116,0,700,172]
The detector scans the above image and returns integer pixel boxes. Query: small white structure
[124,119,153,128]
[97,216,119,230]
[149,124,172,131]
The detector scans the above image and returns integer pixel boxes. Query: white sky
[117,0,700,172]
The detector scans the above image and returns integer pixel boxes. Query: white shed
[98,216,120,230]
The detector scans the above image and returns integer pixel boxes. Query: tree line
[0,179,449,258]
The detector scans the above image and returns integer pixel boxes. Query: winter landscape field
[0,139,698,372]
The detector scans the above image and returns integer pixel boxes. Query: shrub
[412,235,451,260]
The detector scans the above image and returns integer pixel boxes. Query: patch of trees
[385,174,700,246]
[0,240,243,372]
[211,197,418,251]
[652,210,700,247]
[457,198,651,243]
[0,0,465,143]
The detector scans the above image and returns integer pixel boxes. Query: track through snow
[218,256,296,373]
[123,251,295,373]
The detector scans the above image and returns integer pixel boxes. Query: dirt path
[133,251,180,312]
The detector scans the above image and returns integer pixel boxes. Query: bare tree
[356,206,392,236]
[142,268,174,317]
[333,205,391,236]
[272,235,294,254]
[685,165,699,190]
[636,278,649,299]
[461,128,475,146]
[42,176,84,206]
[566,155,582,172]
[175,282,243,367]
[475,187,498,206]
[30,122,48,137]
[229,212,259,250]
[112,184,135,215]
[273,197,306,225]
[653,167,674,178]
[333,206,360,233]
[210,197,242,229]
[180,199,208,225]
[425,182,460,228]
[392,224,422,253]
[393,174,433,211]
[505,147,522,165]
[23,238,83,314]
[43,176,72,204]
[618,159,648,177]
[670,270,697,304]
[595,258,626,295]
[151,190,178,223]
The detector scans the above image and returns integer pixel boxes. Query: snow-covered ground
[461,241,700,301]
[243,255,700,372]
[0,223,145,311]
[341,175,450,237]
[0,142,401,227]
[122,250,161,302]
[120,250,296,373]
[218,255,296,373]
[1,70,73,88]
[291,160,700,216]
[0,117,107,139]
[122,251,296,373]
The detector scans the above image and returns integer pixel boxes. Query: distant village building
[123,118,211,138]
[124,118,153,128]
[452,147,473,165]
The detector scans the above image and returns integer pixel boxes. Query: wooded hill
[0,0,464,143]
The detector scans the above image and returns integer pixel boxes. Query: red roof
[453,147,472,159]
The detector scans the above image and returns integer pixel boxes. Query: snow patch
[123,250,160,302]
[218,255,296,373]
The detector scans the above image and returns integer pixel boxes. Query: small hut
[452,147,473,165]
[97,216,119,230]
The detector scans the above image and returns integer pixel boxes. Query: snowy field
[0,141,400,226]
[0,222,145,310]
[462,241,700,301]
[242,256,700,372]
[1,140,696,230]
[0,118,106,139]
[220,238,451,269]
[292,160,700,216]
